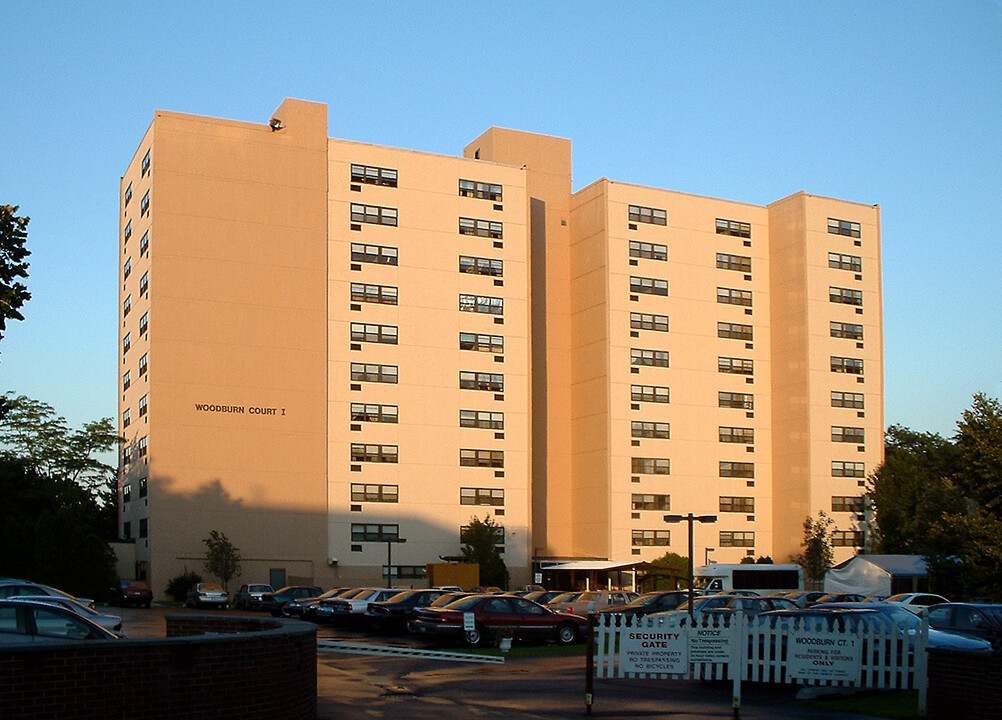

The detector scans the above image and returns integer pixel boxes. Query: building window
[630,276,669,296]
[831,356,864,374]
[631,385,670,403]
[124,220,132,242]
[141,149,151,176]
[350,363,398,384]
[459,217,503,238]
[124,182,133,206]
[123,333,131,354]
[139,476,147,497]
[716,218,751,238]
[351,163,398,187]
[139,353,148,376]
[122,446,132,465]
[123,482,132,503]
[831,530,864,547]
[628,204,668,226]
[459,294,504,315]
[459,448,504,468]
[831,496,864,513]
[350,243,398,265]
[139,518,148,538]
[717,287,752,306]
[459,179,502,201]
[831,391,864,409]
[632,530,671,546]
[832,426,865,443]
[350,443,399,463]
[123,295,131,318]
[460,487,505,506]
[351,282,398,305]
[632,494,671,511]
[631,348,669,367]
[139,311,149,336]
[140,230,149,255]
[720,461,755,478]
[459,332,504,354]
[350,203,398,226]
[459,255,503,276]
[832,461,865,478]
[828,218,861,238]
[717,322,753,341]
[123,371,131,391]
[830,321,863,340]
[389,565,428,579]
[718,356,753,375]
[138,394,148,417]
[631,421,670,439]
[631,457,671,475]
[720,496,755,513]
[629,241,668,261]
[720,531,755,547]
[138,436,148,458]
[460,371,504,392]
[830,287,863,306]
[139,270,149,295]
[350,403,399,423]
[350,484,399,503]
[719,391,754,410]
[351,523,400,542]
[828,252,862,272]
[122,408,131,429]
[460,524,505,545]
[122,521,131,539]
[460,410,504,430]
[350,322,398,345]
[123,258,132,281]
[716,253,752,273]
[719,426,755,444]
[630,312,669,332]
[140,190,150,216]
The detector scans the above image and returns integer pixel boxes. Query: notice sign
[620,630,687,675]
[788,629,862,682]
[689,625,733,664]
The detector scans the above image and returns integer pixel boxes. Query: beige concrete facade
[118,98,882,597]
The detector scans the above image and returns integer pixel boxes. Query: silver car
[0,599,120,645]
[16,595,122,633]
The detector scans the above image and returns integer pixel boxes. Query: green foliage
[954,393,1002,516]
[740,556,756,564]
[460,516,509,589]
[646,551,688,590]
[0,204,31,355]
[166,570,203,602]
[755,556,774,564]
[791,511,835,584]
[203,530,241,590]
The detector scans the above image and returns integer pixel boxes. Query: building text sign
[619,629,687,675]
[194,403,285,416]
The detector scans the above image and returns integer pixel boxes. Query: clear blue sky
[2,2,1000,438]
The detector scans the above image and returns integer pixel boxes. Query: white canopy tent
[824,554,929,596]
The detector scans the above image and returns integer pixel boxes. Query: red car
[108,580,153,608]
[412,594,587,646]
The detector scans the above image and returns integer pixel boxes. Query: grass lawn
[794,690,919,719]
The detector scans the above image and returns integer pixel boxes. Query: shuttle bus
[693,564,804,595]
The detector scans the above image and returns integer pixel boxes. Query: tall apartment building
[118,98,882,596]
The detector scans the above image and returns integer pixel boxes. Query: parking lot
[113,604,889,720]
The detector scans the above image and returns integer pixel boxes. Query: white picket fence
[593,612,927,715]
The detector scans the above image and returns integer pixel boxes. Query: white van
[693,564,803,596]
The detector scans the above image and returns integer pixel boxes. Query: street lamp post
[385,537,407,585]
[663,513,717,623]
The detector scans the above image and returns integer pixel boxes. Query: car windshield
[628,593,665,606]
[200,584,224,592]
[550,592,582,604]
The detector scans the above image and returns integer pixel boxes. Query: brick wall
[927,648,1001,720]
[0,615,317,720]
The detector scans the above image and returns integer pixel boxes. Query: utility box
[426,562,479,590]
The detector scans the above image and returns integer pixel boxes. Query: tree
[953,392,1002,517]
[203,530,241,590]
[0,205,31,359]
[460,516,509,589]
[791,511,835,587]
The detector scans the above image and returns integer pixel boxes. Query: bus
[693,564,804,596]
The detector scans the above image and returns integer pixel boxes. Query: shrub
[165,569,203,601]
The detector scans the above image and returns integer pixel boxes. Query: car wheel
[556,622,577,645]
[143,601,152,608]
[406,620,418,634]
[466,624,486,647]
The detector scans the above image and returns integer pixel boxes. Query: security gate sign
[619,628,687,675]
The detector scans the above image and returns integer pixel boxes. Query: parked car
[0,579,95,609]
[812,593,866,605]
[522,590,564,605]
[300,588,360,621]
[927,603,1002,649]
[412,594,588,646]
[781,590,828,608]
[365,589,450,633]
[547,590,638,615]
[648,594,797,624]
[0,599,120,645]
[185,583,229,609]
[884,592,950,612]
[233,583,274,610]
[17,595,122,633]
[324,588,400,624]
[108,580,153,608]
[598,591,689,619]
[259,585,324,617]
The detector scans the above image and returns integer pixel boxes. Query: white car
[185,583,229,609]
[0,579,95,609]
[16,595,122,633]
[884,593,950,613]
